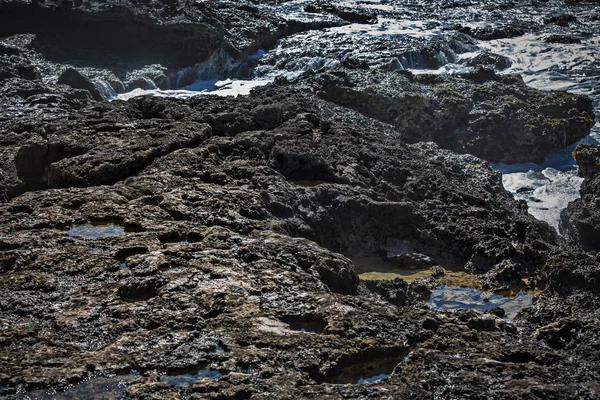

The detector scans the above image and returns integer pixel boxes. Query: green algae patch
[352,256,482,287]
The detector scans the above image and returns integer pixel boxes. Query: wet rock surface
[1,0,600,399]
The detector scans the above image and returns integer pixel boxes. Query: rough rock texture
[0,78,595,399]
[0,0,280,68]
[302,67,595,164]
[464,50,513,70]
[1,0,600,399]
[0,0,344,91]
[0,85,559,272]
[253,29,479,77]
[560,145,600,251]
[57,67,107,102]
[304,2,378,24]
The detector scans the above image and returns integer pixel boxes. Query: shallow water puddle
[25,373,140,399]
[325,354,404,385]
[428,285,533,319]
[209,345,226,355]
[67,224,125,239]
[163,267,184,274]
[159,369,222,388]
[358,373,391,384]
[281,315,326,334]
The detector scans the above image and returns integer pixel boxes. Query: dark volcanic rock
[464,51,512,70]
[0,0,279,68]
[57,67,106,102]
[545,34,582,44]
[572,144,600,178]
[459,24,527,40]
[304,3,378,24]
[544,13,578,27]
[1,0,600,398]
[254,30,478,76]
[560,145,600,251]
[541,252,600,296]
[0,83,569,397]
[362,279,408,306]
[0,0,343,88]
[301,66,595,164]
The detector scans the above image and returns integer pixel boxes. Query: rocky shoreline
[1,0,600,399]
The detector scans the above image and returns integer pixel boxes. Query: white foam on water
[328,18,444,39]
[498,167,584,232]
[106,2,600,233]
[481,34,600,94]
[408,62,473,75]
[474,30,600,231]
[95,79,118,100]
[491,127,599,232]
[115,78,272,100]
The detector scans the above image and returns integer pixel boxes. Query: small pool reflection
[358,373,391,384]
[67,224,125,239]
[159,369,222,388]
[428,285,533,318]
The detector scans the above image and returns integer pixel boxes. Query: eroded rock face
[0,0,345,94]
[560,145,600,251]
[57,68,107,102]
[304,2,378,24]
[301,67,595,164]
[0,0,282,68]
[1,86,559,273]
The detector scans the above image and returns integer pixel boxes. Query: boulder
[57,67,106,101]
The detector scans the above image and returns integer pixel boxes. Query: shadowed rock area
[301,67,594,164]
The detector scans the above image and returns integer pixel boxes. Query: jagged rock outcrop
[57,67,106,101]
[301,67,595,164]
[559,144,600,251]
[0,0,281,68]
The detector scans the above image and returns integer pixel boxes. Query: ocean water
[115,78,271,100]
[490,137,596,232]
